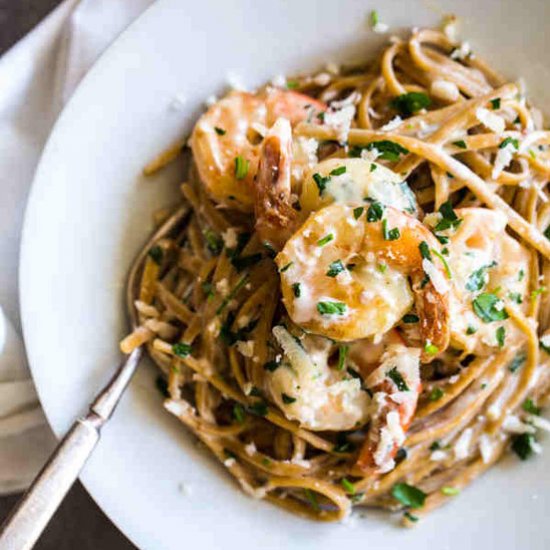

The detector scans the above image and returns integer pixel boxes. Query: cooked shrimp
[300,158,418,216]
[356,344,421,473]
[439,207,531,354]
[190,90,325,210]
[276,203,451,360]
[266,325,370,431]
[254,117,298,250]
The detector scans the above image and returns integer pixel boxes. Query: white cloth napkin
[0,0,153,495]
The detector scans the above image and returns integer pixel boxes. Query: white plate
[19,0,550,548]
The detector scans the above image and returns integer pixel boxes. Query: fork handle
[0,415,100,550]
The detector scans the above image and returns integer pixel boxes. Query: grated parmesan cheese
[422,259,450,294]
[381,116,403,131]
[430,80,460,102]
[492,142,517,180]
[450,42,471,60]
[221,227,238,249]
[476,107,505,134]
[244,442,257,456]
[454,428,473,459]
[224,457,236,468]
[430,450,448,462]
[323,105,356,143]
[502,414,535,434]
[527,414,550,433]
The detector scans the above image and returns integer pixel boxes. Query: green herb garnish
[496,326,506,348]
[327,260,345,277]
[403,313,420,323]
[366,200,384,222]
[429,387,444,401]
[511,433,536,460]
[317,301,347,315]
[472,293,508,323]
[382,218,400,241]
[390,92,431,117]
[317,233,334,246]
[282,393,297,404]
[337,344,349,371]
[234,155,249,179]
[292,282,301,297]
[388,367,409,391]
[172,342,192,357]
[148,245,163,264]
[391,483,427,509]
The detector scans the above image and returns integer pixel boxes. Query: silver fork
[0,204,189,550]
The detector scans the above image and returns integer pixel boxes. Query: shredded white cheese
[502,414,535,434]
[430,80,460,102]
[381,116,403,131]
[422,258,450,294]
[224,457,236,468]
[476,107,505,134]
[323,105,356,143]
[527,414,550,433]
[313,72,331,86]
[270,74,287,88]
[454,428,473,459]
[492,142,517,179]
[244,442,257,456]
[221,227,238,249]
[450,42,471,60]
[430,450,448,462]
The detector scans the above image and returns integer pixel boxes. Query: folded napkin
[0,0,153,495]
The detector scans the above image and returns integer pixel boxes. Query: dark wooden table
[0,1,136,548]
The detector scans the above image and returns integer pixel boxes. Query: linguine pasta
[121,24,550,524]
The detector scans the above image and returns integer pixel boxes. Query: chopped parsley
[341,478,356,494]
[388,367,409,391]
[508,292,523,304]
[201,281,215,300]
[390,92,431,117]
[370,9,379,26]
[499,137,519,150]
[419,241,432,261]
[519,269,525,281]
[353,206,364,219]
[317,301,347,315]
[234,155,249,179]
[172,342,192,357]
[313,172,330,195]
[281,393,297,404]
[429,387,444,401]
[490,98,501,110]
[337,344,349,371]
[304,489,320,511]
[286,79,299,90]
[424,341,439,355]
[366,200,384,222]
[509,353,526,373]
[214,126,226,135]
[377,263,388,273]
[511,433,536,460]
[522,398,540,416]
[465,261,496,292]
[148,245,163,264]
[317,233,334,246]
[216,274,249,314]
[330,166,347,176]
[404,511,419,523]
[233,403,246,424]
[292,282,301,297]
[370,163,377,172]
[219,314,258,346]
[247,401,268,417]
[382,218,400,241]
[204,229,223,255]
[327,260,345,277]
[466,325,477,335]
[531,286,547,301]
[452,139,467,149]
[391,483,427,509]
[403,313,420,323]
[472,293,508,323]
[353,140,409,161]
[432,249,452,279]
[441,486,460,496]
[434,200,462,232]
[496,326,506,348]
[279,262,294,274]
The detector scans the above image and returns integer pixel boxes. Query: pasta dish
[120,21,550,524]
